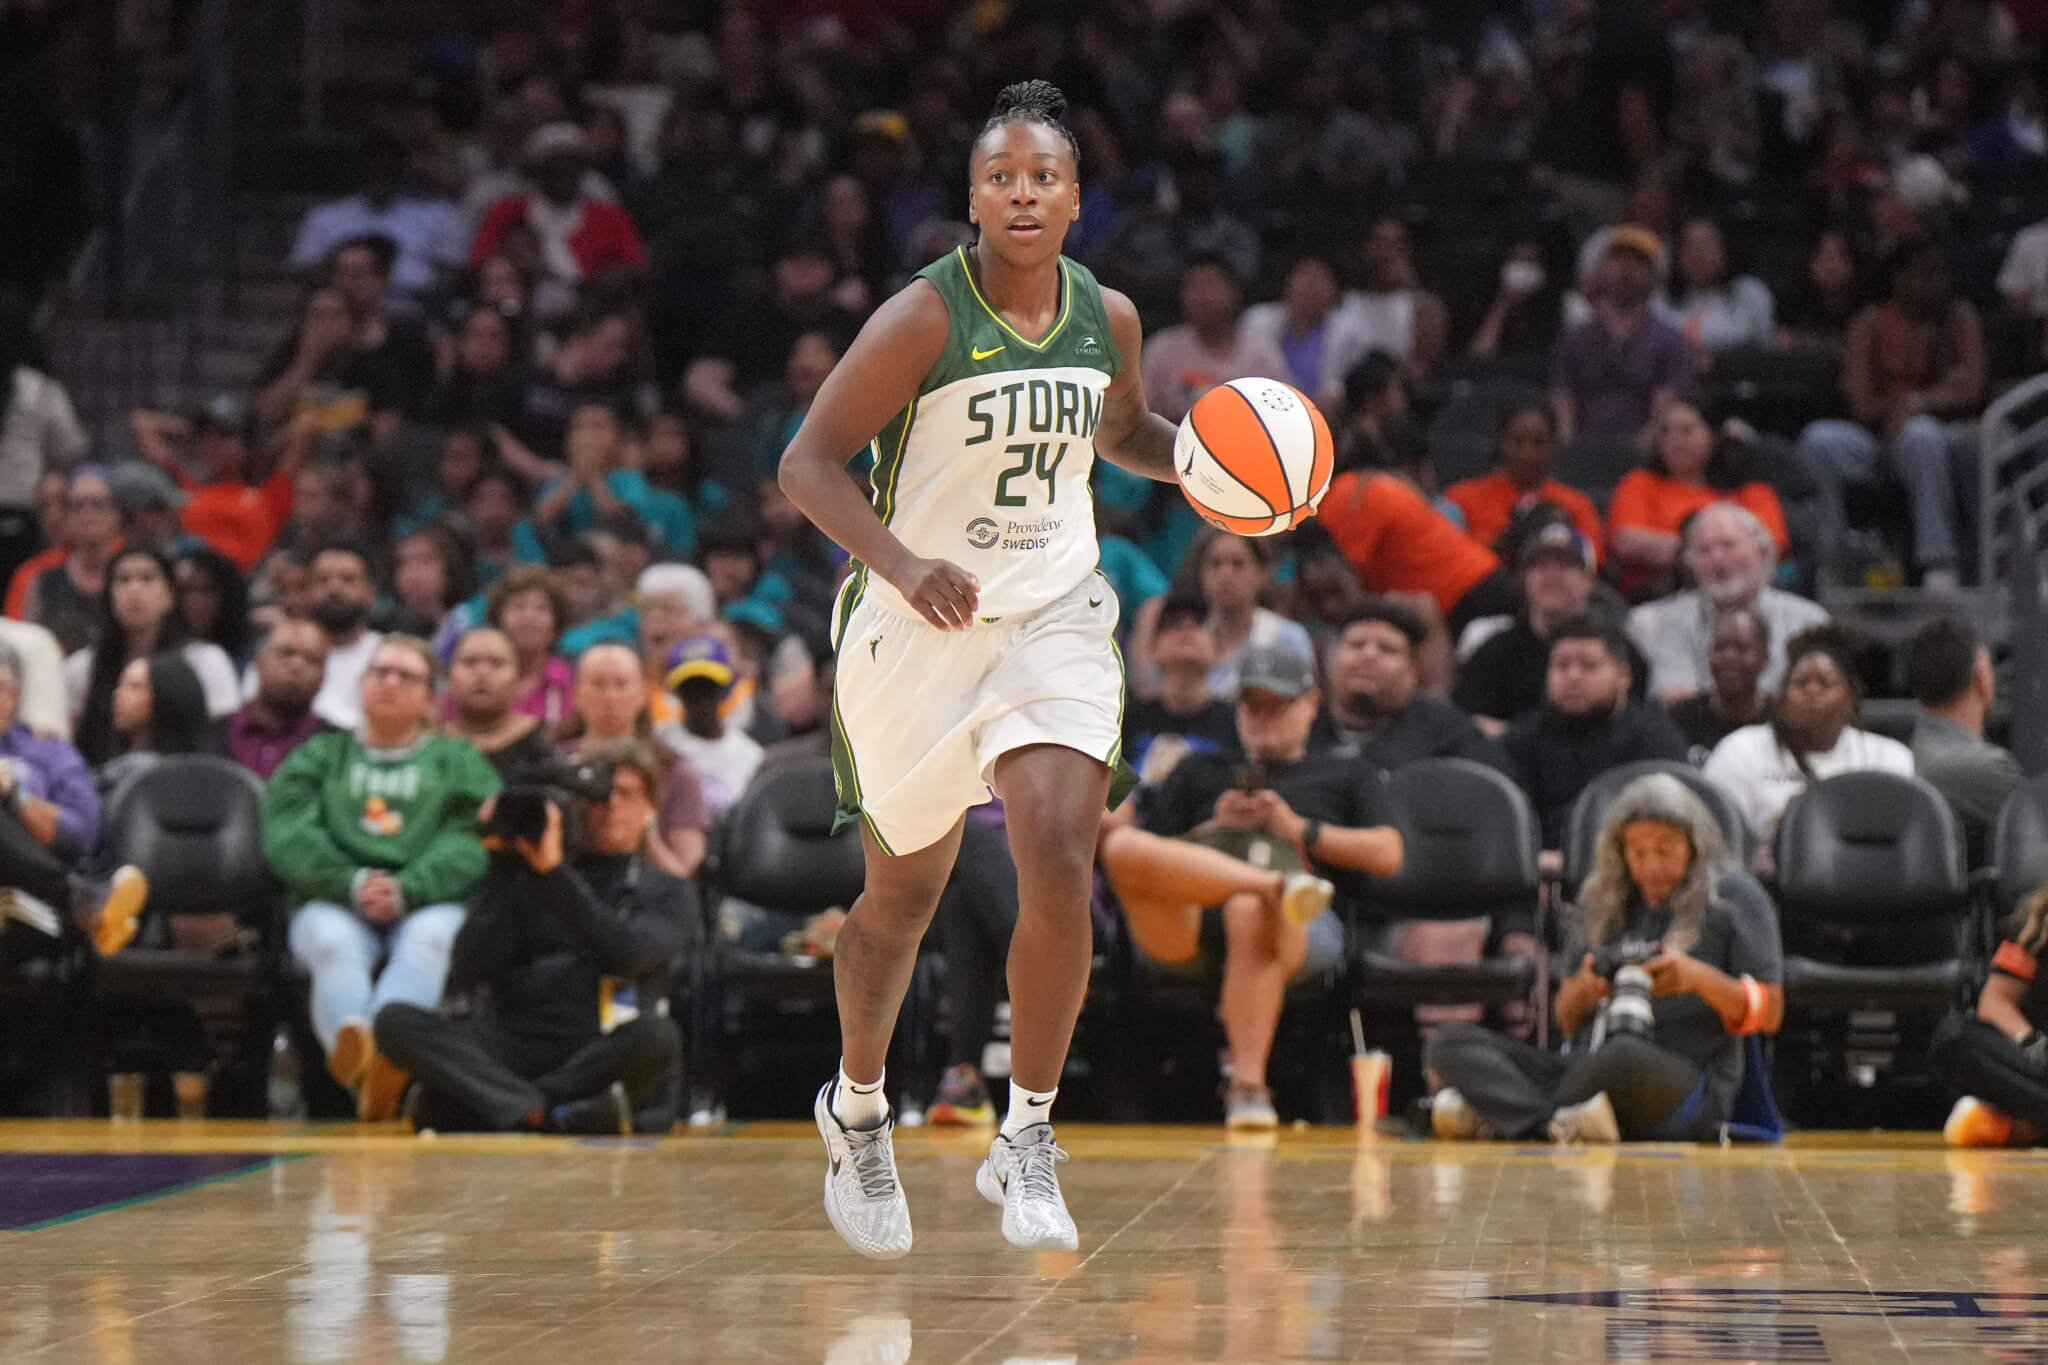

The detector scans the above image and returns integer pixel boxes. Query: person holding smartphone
[1105,642,1403,1128]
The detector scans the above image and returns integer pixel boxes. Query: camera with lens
[486,754,615,845]
[1591,939,1662,1045]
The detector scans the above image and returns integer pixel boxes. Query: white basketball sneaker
[976,1122,1078,1250]
[815,1081,912,1259]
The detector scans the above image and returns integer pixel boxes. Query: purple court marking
[0,1152,283,1231]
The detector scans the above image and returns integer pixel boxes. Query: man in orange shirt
[1318,469,1517,635]
[1444,403,1604,563]
[129,396,306,571]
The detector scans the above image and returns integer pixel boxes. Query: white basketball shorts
[829,567,1125,856]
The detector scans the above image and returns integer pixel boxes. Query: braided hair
[2016,879,2048,956]
[978,80,1081,173]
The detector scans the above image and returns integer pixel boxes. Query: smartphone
[1233,763,1267,794]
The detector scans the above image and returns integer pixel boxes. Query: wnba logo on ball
[965,518,1000,549]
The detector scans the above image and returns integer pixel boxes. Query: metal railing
[1980,374,2048,775]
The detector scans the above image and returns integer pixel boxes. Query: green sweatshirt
[261,729,501,913]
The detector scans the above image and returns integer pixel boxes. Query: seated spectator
[288,132,464,306]
[1112,643,1403,1127]
[1139,254,1287,424]
[560,642,709,881]
[16,466,122,656]
[1702,624,1913,853]
[1466,234,1569,369]
[255,238,434,431]
[443,627,553,781]
[657,635,762,817]
[635,563,716,728]
[0,309,88,586]
[504,307,649,459]
[745,329,844,486]
[1338,217,1450,381]
[3,471,73,625]
[423,308,529,431]
[107,461,191,557]
[1319,598,1507,772]
[1133,532,1311,699]
[531,404,691,557]
[1124,595,1239,788]
[1653,218,1775,362]
[1903,615,2020,865]
[1453,521,1645,733]
[1934,873,2048,1148]
[1427,773,1782,1142]
[1317,466,1515,638]
[1997,210,2048,325]
[386,525,476,653]
[1551,230,1695,442]
[301,545,385,730]
[262,635,499,1118]
[1503,615,1689,849]
[1627,504,1828,702]
[480,566,573,728]
[128,398,307,572]
[461,467,534,588]
[221,618,330,780]
[173,547,255,669]
[0,616,70,739]
[66,548,240,764]
[638,409,727,532]
[1666,605,1771,762]
[398,428,488,544]
[1776,228,1867,357]
[1239,253,1375,411]
[1607,402,1791,600]
[0,639,147,961]
[470,124,647,291]
[552,535,638,658]
[274,460,366,559]
[1443,403,1603,560]
[1793,239,1985,590]
[679,237,864,426]
[96,651,216,798]
[373,740,688,1134]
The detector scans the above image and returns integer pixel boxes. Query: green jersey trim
[953,246,1074,352]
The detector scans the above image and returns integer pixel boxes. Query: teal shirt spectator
[537,470,698,556]
[392,493,450,541]
[1098,535,1167,615]
[559,606,639,659]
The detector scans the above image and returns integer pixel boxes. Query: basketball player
[778,81,1186,1258]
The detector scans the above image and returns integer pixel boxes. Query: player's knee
[1221,892,1277,955]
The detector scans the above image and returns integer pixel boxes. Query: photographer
[372,740,692,1134]
[1933,873,2048,1148]
[1425,774,1781,1143]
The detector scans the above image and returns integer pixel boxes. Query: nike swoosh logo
[972,344,1006,360]
[1087,597,1102,608]
[830,1154,842,1176]
[1025,1094,1052,1108]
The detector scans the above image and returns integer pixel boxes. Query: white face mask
[1502,259,1546,295]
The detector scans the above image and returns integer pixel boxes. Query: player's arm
[1092,287,1181,483]
[778,282,979,630]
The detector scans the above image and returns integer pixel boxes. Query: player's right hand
[890,556,980,630]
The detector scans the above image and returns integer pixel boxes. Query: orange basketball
[1172,377,1334,536]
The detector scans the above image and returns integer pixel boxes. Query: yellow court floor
[3,1119,2046,1364]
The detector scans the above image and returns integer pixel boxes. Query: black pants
[1426,1021,1711,1140]
[938,820,1020,1070]
[374,1003,680,1133]
[0,807,77,967]
[1931,1013,2048,1131]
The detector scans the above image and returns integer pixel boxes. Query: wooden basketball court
[3,1120,2043,1362]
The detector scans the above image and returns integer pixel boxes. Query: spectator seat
[694,757,932,1114]
[1991,775,2048,929]
[1354,759,1542,1012]
[1774,771,1972,1015]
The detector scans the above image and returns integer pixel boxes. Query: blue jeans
[288,900,467,1055]
[1795,416,1977,574]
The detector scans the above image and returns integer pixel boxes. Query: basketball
[1173,377,1335,537]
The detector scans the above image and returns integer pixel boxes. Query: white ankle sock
[1001,1080,1057,1138]
[831,1064,888,1129]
